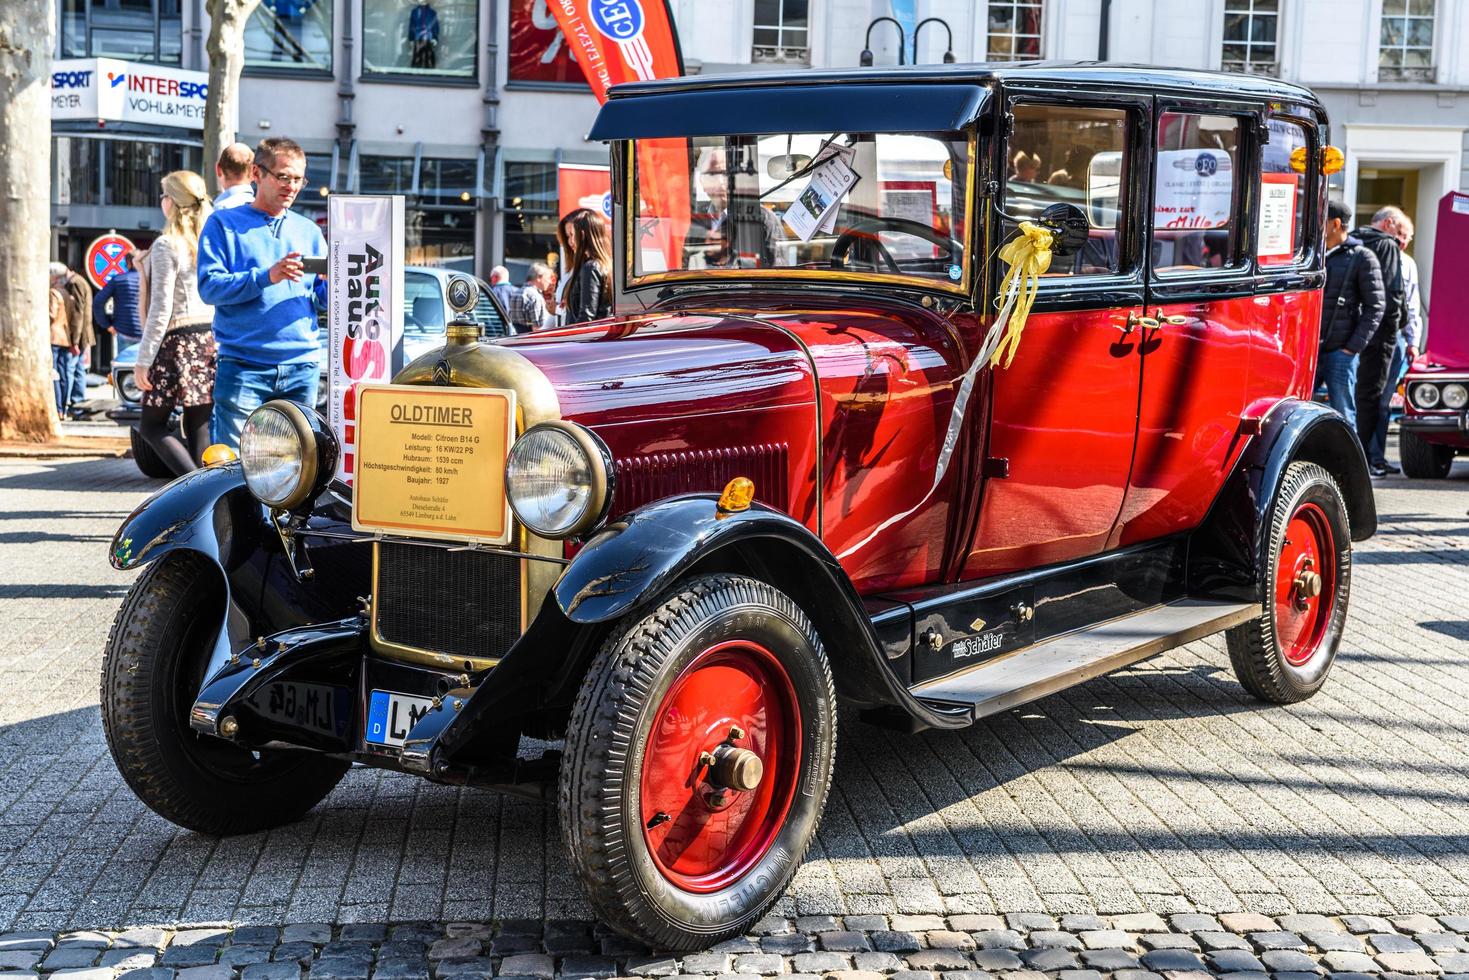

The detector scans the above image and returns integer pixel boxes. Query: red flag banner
[546,0,689,275]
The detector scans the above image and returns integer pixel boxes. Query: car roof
[605,60,1322,111]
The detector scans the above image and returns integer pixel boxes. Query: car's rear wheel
[129,426,175,479]
[559,574,836,950]
[1399,428,1455,479]
[1226,461,1351,703]
[102,552,349,835]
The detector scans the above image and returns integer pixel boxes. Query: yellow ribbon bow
[984,221,1054,369]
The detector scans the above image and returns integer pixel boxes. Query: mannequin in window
[408,0,440,69]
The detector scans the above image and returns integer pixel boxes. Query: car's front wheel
[559,574,836,950]
[1399,428,1455,479]
[102,552,349,835]
[1226,461,1351,703]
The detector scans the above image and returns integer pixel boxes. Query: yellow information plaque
[351,384,516,545]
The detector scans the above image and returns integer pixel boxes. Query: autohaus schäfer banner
[327,195,405,485]
[547,0,689,270]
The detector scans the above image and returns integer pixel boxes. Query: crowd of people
[487,206,613,330]
[1315,200,1422,477]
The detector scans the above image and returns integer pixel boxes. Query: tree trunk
[203,0,261,196]
[0,0,59,442]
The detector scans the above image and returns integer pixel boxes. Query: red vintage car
[105,64,1374,949]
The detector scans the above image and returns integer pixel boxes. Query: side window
[474,285,510,337]
[1152,112,1243,275]
[1259,117,1312,266]
[403,273,444,339]
[1004,103,1130,277]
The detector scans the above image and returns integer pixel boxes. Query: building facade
[51,0,1469,300]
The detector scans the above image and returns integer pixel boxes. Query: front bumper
[1399,411,1469,447]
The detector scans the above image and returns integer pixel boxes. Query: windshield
[629,131,973,291]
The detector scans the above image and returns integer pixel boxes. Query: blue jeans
[69,349,88,409]
[1315,348,1359,429]
[211,357,320,449]
[1367,336,1409,466]
[52,346,78,415]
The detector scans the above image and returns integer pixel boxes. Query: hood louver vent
[613,444,790,516]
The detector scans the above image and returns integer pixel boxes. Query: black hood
[1351,225,1397,247]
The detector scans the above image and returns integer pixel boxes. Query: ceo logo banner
[50,57,222,131]
[328,195,406,485]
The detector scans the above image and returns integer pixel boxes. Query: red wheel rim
[1274,502,1336,667]
[639,640,801,893]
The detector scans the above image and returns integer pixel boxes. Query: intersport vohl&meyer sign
[51,58,226,132]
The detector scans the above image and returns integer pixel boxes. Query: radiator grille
[613,444,790,515]
[374,541,521,664]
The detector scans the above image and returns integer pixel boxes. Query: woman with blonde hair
[562,207,613,324]
[134,170,216,476]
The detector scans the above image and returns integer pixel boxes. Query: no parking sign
[84,232,136,288]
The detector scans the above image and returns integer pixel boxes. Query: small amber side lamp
[202,443,238,466]
[1289,146,1309,174]
[1322,145,1345,175]
[717,477,756,514]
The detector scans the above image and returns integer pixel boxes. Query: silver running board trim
[911,598,1261,721]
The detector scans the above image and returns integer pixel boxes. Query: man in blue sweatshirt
[198,136,327,448]
[92,251,143,354]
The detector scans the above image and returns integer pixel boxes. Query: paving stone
[388,930,440,946]
[161,948,220,969]
[891,919,947,935]
[711,940,759,956]
[1059,918,1108,934]
[1325,973,1377,980]
[966,951,1020,971]
[852,953,902,973]
[426,940,480,961]
[1138,949,1205,972]
[681,956,731,976]
[496,956,554,979]
[1055,971,1102,980]
[491,937,540,957]
[1139,935,1200,951]
[1280,918,1341,935]
[1206,950,1265,973]
[1373,935,1428,955]
[1169,917,1222,935]
[1078,931,1133,950]
[623,959,679,977]
[218,947,272,968]
[902,953,971,972]
[871,934,923,955]
[173,932,231,949]
[103,951,161,970]
[430,957,494,978]
[116,931,170,951]
[1273,972,1322,980]
[1113,915,1169,933]
[273,946,317,966]
[1079,950,1141,971]
[1441,956,1469,974]
[790,953,850,974]
[1342,918,1396,936]
[116,969,176,980]
[822,971,882,980]
[338,928,385,944]
[43,948,103,970]
[177,967,235,980]
[47,970,116,980]
[1261,950,1324,973]
[934,972,987,980]
[843,919,889,934]
[730,954,783,975]
[0,957,38,973]
[242,965,303,980]
[890,972,934,980]
[750,919,792,938]
[1396,918,1446,936]
[310,958,373,980]
[793,919,840,936]
[1306,933,1366,953]
[760,936,813,956]
[1322,952,1380,972]
[923,933,974,952]
[231,931,281,948]
[1250,932,1308,951]
[1376,952,1443,974]
[1440,921,1469,934]
[1221,916,1278,935]
[819,933,870,954]
[971,933,1023,951]
[1111,971,1163,980]
[1005,915,1057,932]
[56,933,110,950]
[1028,933,1082,951]
[1018,947,1078,972]
[1421,937,1469,955]
[370,964,425,980]
[1196,934,1252,952]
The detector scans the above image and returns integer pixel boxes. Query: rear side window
[1152,112,1243,275]
[474,286,511,337]
[1004,103,1130,276]
[1259,117,1311,266]
[403,273,444,340]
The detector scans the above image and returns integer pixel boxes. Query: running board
[910,599,1260,721]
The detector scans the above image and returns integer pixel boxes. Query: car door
[1112,101,1258,547]
[962,93,1150,578]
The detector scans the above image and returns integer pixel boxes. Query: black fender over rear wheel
[1399,428,1455,479]
[559,574,837,951]
[102,552,348,835]
[1226,461,1351,703]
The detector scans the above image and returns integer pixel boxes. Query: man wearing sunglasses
[197,136,328,449]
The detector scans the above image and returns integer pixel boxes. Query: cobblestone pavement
[1,452,1467,961]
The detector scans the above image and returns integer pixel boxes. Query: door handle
[1127,310,1160,332]
[1159,314,1190,325]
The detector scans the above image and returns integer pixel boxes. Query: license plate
[365,690,436,747]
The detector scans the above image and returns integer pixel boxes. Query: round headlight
[240,401,335,510]
[1411,383,1442,410]
[118,371,144,403]
[1443,383,1469,410]
[505,422,611,538]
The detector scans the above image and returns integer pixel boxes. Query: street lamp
[913,17,957,64]
[860,17,905,67]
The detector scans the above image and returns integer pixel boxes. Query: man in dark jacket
[58,264,95,418]
[1350,211,1407,466]
[1317,200,1385,429]
[92,252,143,353]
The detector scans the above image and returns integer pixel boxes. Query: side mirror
[1039,203,1089,257]
[766,154,812,179]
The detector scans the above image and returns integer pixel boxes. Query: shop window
[420,157,478,208]
[1222,0,1278,76]
[1380,0,1434,82]
[408,209,475,271]
[502,160,559,282]
[107,141,199,208]
[363,0,477,78]
[1004,103,1129,277]
[60,0,182,63]
[1152,112,1243,275]
[52,137,102,207]
[752,0,809,64]
[358,155,415,194]
[1258,118,1311,266]
[987,0,1042,61]
[244,0,333,72]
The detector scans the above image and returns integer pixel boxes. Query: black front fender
[552,495,965,730]
[110,462,264,572]
[1190,399,1376,600]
